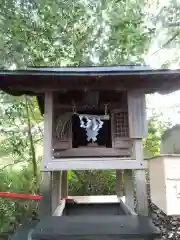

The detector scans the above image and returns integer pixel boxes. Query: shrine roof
[1,65,180,96]
[0,65,180,76]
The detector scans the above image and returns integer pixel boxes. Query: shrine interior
[72,113,112,148]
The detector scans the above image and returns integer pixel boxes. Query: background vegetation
[0,0,179,233]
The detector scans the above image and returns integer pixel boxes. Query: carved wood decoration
[52,110,72,151]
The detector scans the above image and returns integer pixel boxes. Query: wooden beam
[120,197,137,215]
[44,158,147,171]
[53,198,66,216]
[53,147,131,158]
[8,83,129,92]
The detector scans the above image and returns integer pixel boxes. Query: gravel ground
[150,202,180,239]
[146,181,180,240]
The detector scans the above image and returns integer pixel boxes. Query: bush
[0,166,40,232]
[0,167,117,232]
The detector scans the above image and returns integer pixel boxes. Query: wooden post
[116,170,123,197]
[40,172,52,218]
[61,171,68,198]
[51,171,61,213]
[134,168,148,216]
[124,169,134,211]
[40,92,53,217]
[127,91,148,216]
[134,140,148,216]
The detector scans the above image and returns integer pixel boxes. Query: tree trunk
[25,96,38,181]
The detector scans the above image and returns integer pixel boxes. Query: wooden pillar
[51,171,62,213]
[40,172,52,217]
[124,169,134,210]
[128,90,148,216]
[40,92,53,217]
[116,170,123,197]
[134,140,148,216]
[61,170,68,198]
[134,169,148,215]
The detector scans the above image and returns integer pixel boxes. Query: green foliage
[69,170,116,196]
[0,166,40,232]
[144,115,172,157]
[0,93,43,179]
[0,0,152,68]
[146,0,180,67]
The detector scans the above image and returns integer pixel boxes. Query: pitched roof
[1,65,180,96]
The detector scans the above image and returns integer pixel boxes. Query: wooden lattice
[114,111,129,138]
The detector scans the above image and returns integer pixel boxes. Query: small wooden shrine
[1,66,180,239]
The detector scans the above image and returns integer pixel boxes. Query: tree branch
[152,31,180,56]
[27,97,43,137]
[0,160,25,171]
[25,96,38,181]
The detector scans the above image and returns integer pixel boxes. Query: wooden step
[32,216,160,240]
